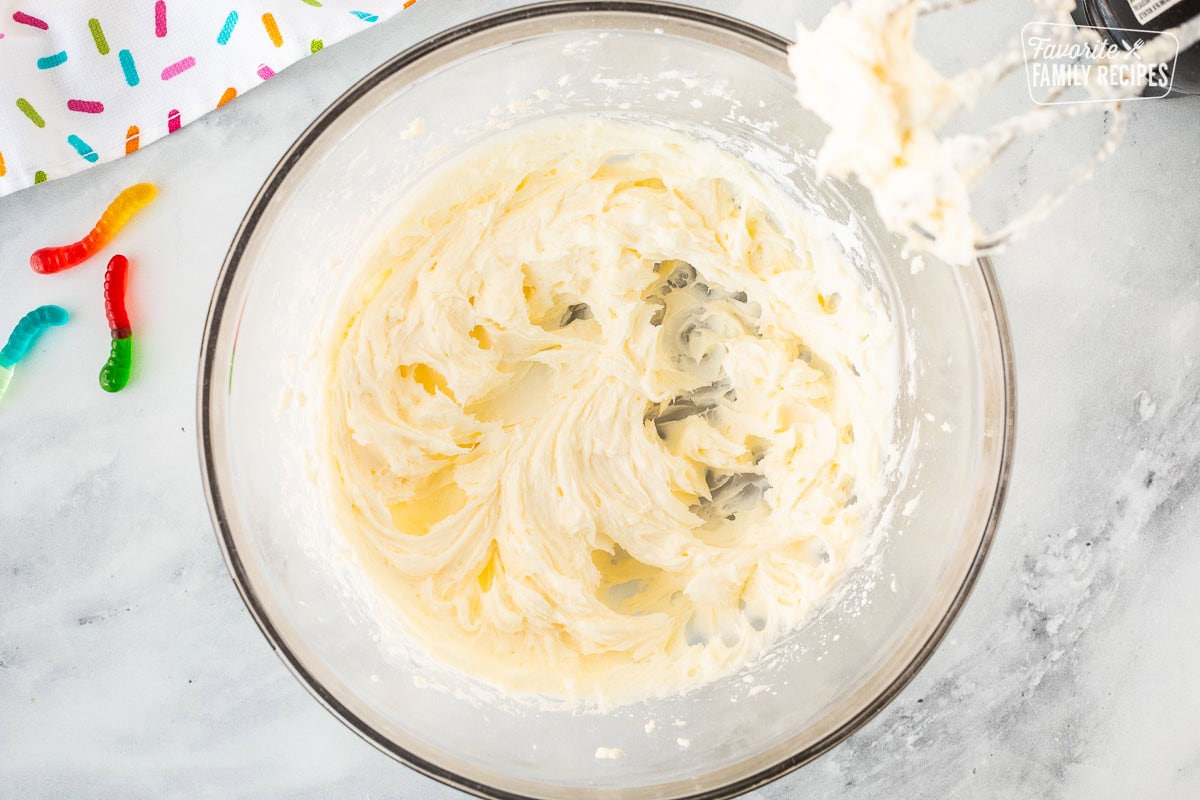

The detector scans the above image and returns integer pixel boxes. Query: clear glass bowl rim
[196,2,1017,798]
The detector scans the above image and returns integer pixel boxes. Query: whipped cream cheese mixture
[316,118,897,703]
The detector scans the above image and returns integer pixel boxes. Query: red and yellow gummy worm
[29,183,156,274]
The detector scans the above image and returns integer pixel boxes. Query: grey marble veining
[2,2,1199,798]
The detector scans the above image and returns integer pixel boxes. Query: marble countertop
[2,1,1198,798]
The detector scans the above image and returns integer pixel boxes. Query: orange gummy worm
[30,183,157,274]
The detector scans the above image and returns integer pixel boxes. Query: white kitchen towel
[0,0,417,196]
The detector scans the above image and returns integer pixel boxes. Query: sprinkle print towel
[0,1,416,196]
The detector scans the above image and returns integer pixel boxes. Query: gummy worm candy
[29,183,156,274]
[0,305,69,402]
[100,255,133,393]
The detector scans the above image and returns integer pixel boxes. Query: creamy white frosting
[316,118,897,704]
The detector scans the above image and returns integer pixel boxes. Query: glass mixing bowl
[198,3,1014,798]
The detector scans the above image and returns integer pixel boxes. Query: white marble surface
[2,2,1199,798]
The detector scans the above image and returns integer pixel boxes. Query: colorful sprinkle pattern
[154,1,167,38]
[262,13,283,47]
[0,3,417,193]
[67,134,98,163]
[88,18,109,55]
[36,50,67,69]
[67,100,105,114]
[118,49,139,86]
[217,11,238,46]
[161,56,196,81]
[16,98,45,128]
[12,11,48,30]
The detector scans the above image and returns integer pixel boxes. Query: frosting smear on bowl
[317,118,897,704]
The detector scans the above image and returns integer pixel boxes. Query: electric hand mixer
[789,0,1200,265]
